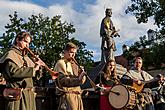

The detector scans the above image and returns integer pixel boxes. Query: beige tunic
[0,46,36,110]
[127,69,153,81]
[122,68,155,110]
[54,58,84,110]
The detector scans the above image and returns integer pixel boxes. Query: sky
[0,0,157,61]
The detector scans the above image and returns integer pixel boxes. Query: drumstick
[96,85,120,95]
[109,90,120,95]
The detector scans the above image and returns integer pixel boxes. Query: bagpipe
[25,47,58,79]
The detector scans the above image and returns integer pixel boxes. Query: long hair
[103,59,117,80]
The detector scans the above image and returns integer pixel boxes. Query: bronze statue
[100,8,120,62]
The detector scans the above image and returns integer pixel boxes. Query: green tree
[151,41,165,69]
[124,0,165,69]
[0,11,94,85]
[127,35,165,70]
[126,0,165,34]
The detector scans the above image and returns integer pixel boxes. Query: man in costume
[0,31,45,110]
[100,8,120,62]
[54,42,85,110]
[121,57,156,110]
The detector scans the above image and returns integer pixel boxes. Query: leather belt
[66,91,80,94]
[23,88,34,91]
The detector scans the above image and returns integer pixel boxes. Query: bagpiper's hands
[34,58,45,71]
[35,58,45,67]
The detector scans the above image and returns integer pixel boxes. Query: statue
[100,8,120,62]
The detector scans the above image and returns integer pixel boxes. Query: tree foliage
[126,0,165,34]
[125,1,165,69]
[0,11,94,80]
[126,33,165,70]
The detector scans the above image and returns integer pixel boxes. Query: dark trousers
[155,103,165,110]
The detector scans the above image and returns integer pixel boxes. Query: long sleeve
[4,60,34,79]
[54,59,81,87]
[58,72,81,87]
[120,74,133,85]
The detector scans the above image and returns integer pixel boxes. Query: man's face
[64,48,77,60]
[17,36,31,50]
[135,59,142,70]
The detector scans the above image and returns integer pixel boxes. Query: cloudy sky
[0,0,157,61]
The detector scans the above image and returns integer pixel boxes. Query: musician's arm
[120,74,133,85]
[145,74,163,89]
[142,71,154,81]
[142,71,158,88]
[4,60,34,79]
[54,60,82,87]
[145,80,160,88]
[58,72,82,87]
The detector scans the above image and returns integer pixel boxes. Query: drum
[108,84,136,109]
